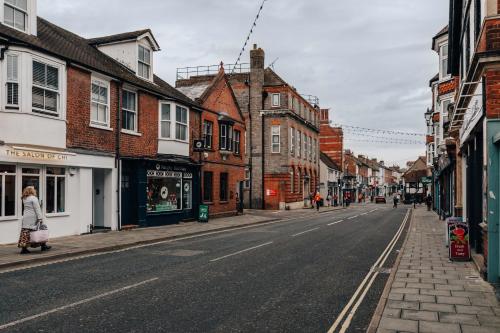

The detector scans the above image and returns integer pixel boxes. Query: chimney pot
[253,44,257,50]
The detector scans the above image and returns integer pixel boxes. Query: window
[234,130,241,154]
[309,136,312,161]
[271,125,280,153]
[290,127,295,156]
[32,60,59,116]
[440,44,448,79]
[45,168,66,214]
[4,0,27,31]
[203,172,213,202]
[122,90,137,132]
[146,172,182,212]
[297,130,302,158]
[272,93,280,107]
[203,120,213,148]
[175,105,188,141]
[182,179,192,210]
[303,134,308,160]
[0,164,16,218]
[91,80,109,126]
[442,100,451,116]
[313,138,317,162]
[220,173,229,201]
[290,168,295,193]
[138,45,151,79]
[6,54,18,107]
[244,169,250,188]
[160,103,171,138]
[219,123,233,151]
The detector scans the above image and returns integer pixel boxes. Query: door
[21,166,42,211]
[93,169,105,229]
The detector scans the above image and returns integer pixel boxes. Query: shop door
[93,169,105,229]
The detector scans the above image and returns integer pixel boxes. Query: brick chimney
[320,109,330,124]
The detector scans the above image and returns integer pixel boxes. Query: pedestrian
[426,194,433,211]
[18,186,51,254]
[326,193,332,207]
[333,194,338,207]
[393,193,398,209]
[314,192,322,211]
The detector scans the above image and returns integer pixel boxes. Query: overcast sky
[39,0,449,167]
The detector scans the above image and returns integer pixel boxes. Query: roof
[88,29,160,50]
[432,25,448,50]
[177,82,212,100]
[0,17,196,108]
[429,73,439,87]
[320,152,341,171]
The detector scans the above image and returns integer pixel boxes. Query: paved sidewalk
[374,207,500,333]
[0,206,344,270]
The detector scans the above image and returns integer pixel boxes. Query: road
[0,203,410,333]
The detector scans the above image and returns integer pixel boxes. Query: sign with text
[448,219,470,261]
[266,189,278,197]
[6,148,73,161]
[198,205,209,223]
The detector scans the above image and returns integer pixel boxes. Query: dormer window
[4,0,27,31]
[440,44,448,79]
[138,45,151,79]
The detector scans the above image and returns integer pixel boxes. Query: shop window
[146,172,182,212]
[46,167,66,214]
[0,164,16,218]
[175,105,188,141]
[160,103,171,139]
[22,168,40,197]
[203,171,213,202]
[182,179,192,210]
[220,173,229,201]
[203,120,213,149]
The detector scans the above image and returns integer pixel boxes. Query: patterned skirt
[18,229,41,248]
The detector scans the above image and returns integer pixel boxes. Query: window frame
[122,89,138,133]
[271,125,280,153]
[303,134,308,160]
[439,43,449,80]
[203,120,213,149]
[0,164,16,219]
[137,44,151,80]
[90,78,110,128]
[45,167,67,216]
[4,0,28,32]
[290,127,295,156]
[6,53,19,109]
[159,102,171,139]
[219,172,229,202]
[271,93,280,107]
[297,130,302,158]
[31,59,61,117]
[203,171,213,203]
[175,105,189,142]
[234,129,241,155]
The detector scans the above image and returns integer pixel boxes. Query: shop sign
[447,218,470,261]
[266,189,278,197]
[147,170,183,178]
[199,205,209,223]
[421,176,432,184]
[5,148,73,161]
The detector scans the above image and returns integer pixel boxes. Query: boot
[41,244,52,252]
[20,247,30,255]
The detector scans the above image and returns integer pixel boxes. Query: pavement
[0,205,345,270]
[0,203,406,332]
[372,207,500,333]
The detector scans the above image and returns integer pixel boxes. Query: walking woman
[18,186,51,254]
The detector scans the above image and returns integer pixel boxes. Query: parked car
[375,196,387,204]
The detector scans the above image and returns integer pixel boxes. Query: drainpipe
[261,92,268,209]
[247,76,253,209]
[116,81,123,230]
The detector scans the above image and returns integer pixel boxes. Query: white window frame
[271,93,280,107]
[138,44,151,80]
[297,130,302,158]
[159,102,171,139]
[175,105,188,142]
[6,53,19,108]
[203,120,213,149]
[290,127,295,156]
[440,43,449,80]
[271,125,280,153]
[90,78,110,128]
[303,134,307,160]
[31,59,61,117]
[122,89,138,133]
[0,164,16,219]
[45,168,67,216]
[244,168,251,189]
[234,129,241,155]
[4,0,28,32]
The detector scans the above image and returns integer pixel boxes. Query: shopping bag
[30,224,49,243]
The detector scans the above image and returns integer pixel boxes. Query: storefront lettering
[6,149,69,161]
[147,170,183,178]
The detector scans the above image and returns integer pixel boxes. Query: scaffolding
[176,63,250,80]
[301,94,320,107]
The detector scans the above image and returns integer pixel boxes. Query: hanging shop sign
[447,218,470,261]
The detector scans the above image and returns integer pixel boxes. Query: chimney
[380,161,385,166]
[320,109,330,124]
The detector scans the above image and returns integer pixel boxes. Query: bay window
[0,164,16,218]
[32,60,59,116]
[122,90,137,132]
[138,45,151,80]
[6,54,19,108]
[160,103,171,138]
[175,105,188,141]
[45,167,66,214]
[91,80,109,126]
[271,125,280,153]
[4,0,27,31]
[203,120,213,149]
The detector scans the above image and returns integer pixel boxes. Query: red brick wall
[66,66,117,153]
[438,78,458,96]
[202,163,244,216]
[320,125,343,170]
[119,92,158,157]
[485,69,500,119]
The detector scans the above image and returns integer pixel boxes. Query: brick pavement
[374,207,500,333]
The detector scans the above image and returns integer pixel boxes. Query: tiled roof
[0,17,197,107]
[434,25,448,39]
[320,152,341,171]
[87,29,153,45]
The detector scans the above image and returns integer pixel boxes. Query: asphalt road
[0,203,410,333]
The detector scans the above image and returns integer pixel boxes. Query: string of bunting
[332,123,426,137]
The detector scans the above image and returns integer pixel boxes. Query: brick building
[177,66,246,217]
[319,108,343,170]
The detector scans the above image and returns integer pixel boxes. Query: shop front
[121,157,200,227]
[0,145,117,245]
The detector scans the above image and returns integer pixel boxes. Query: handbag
[30,221,49,244]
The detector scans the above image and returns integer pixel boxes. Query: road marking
[327,220,344,226]
[209,242,273,262]
[0,277,159,330]
[360,212,368,216]
[327,209,410,333]
[0,209,347,275]
[291,227,320,237]
[347,215,358,220]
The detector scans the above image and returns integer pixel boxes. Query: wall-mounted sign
[447,218,470,261]
[266,189,278,197]
[147,170,183,178]
[193,140,205,152]
[6,147,74,161]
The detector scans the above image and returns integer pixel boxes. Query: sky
[39,0,449,167]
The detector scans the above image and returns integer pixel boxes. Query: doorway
[93,169,106,230]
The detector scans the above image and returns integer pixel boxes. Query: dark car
[375,196,387,204]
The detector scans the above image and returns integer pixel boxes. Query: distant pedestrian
[326,193,332,207]
[426,194,433,211]
[333,194,338,207]
[393,193,398,209]
[18,186,51,254]
[314,192,322,211]
[309,192,314,209]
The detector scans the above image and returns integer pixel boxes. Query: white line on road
[347,215,358,220]
[209,242,273,262]
[327,220,344,226]
[291,227,320,238]
[0,277,159,331]
[327,209,410,333]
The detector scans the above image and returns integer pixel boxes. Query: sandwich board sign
[447,217,470,261]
